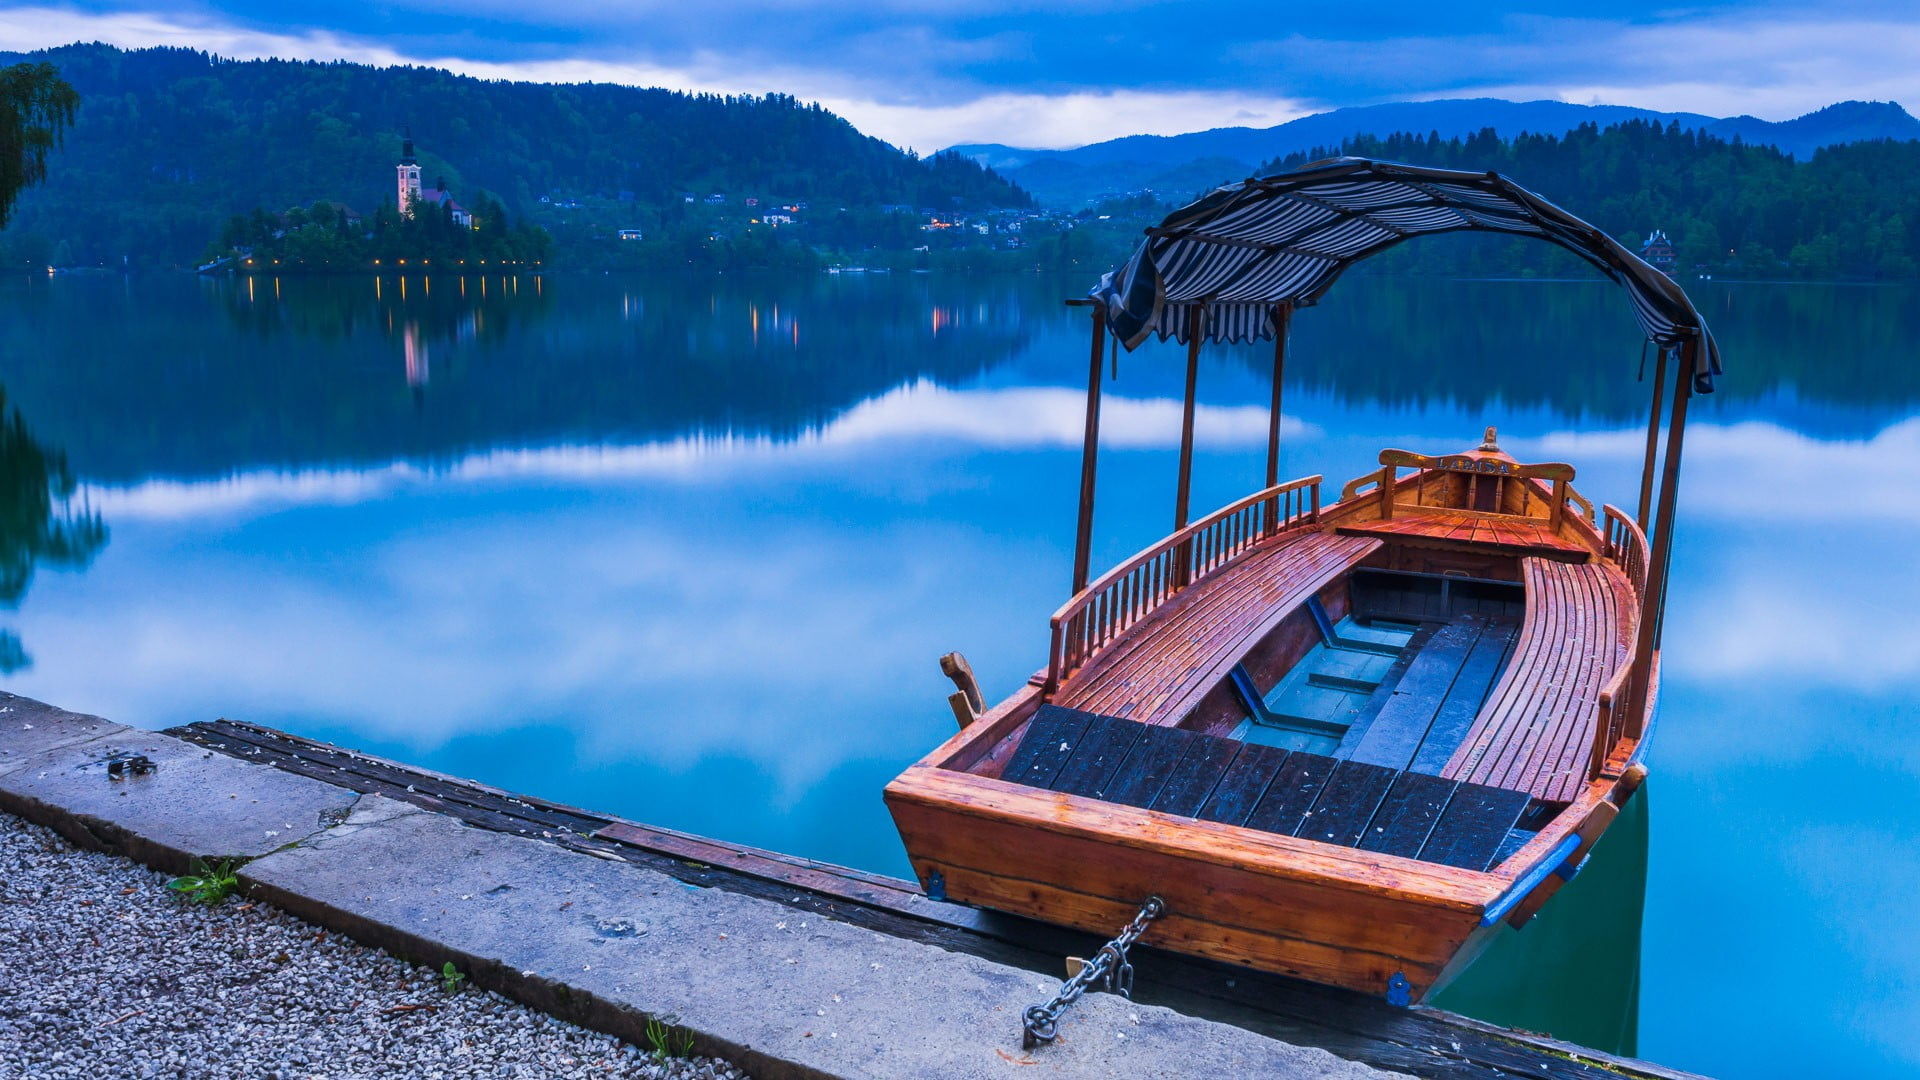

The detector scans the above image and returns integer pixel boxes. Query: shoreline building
[396,134,474,226]
[1640,229,1677,275]
[397,133,423,217]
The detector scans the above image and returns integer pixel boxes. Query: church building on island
[396,134,473,227]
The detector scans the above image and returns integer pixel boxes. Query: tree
[0,62,79,228]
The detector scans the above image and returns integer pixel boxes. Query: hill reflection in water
[1,271,1914,1078]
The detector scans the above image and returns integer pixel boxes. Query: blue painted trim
[1554,853,1591,883]
[1228,665,1272,723]
[1385,971,1412,1008]
[1306,595,1337,643]
[1480,833,1581,927]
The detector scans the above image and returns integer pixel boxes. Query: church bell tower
[397,130,423,218]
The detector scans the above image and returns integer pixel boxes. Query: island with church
[198,133,554,274]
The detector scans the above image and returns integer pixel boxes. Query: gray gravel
[0,812,751,1080]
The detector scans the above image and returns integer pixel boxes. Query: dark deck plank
[1357,772,1461,858]
[1102,725,1202,810]
[1293,760,1398,846]
[1196,745,1292,827]
[1242,751,1339,835]
[1346,617,1484,771]
[1148,735,1243,817]
[1408,617,1519,775]
[1418,782,1533,871]
[1000,705,1098,790]
[1049,713,1149,800]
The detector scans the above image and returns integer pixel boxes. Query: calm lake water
[4,269,1916,1077]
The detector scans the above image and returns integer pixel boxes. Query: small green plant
[166,859,240,905]
[644,1015,695,1061]
[440,961,467,993]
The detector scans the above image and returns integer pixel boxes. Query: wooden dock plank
[1049,713,1148,799]
[1419,782,1532,871]
[1357,772,1461,859]
[1294,760,1398,847]
[1196,744,1292,827]
[1001,705,1097,790]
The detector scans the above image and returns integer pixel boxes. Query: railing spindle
[1048,475,1324,686]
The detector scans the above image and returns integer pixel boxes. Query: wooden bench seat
[1054,531,1382,724]
[1336,508,1592,563]
[1441,557,1636,803]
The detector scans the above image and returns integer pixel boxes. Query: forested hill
[0,43,1032,267]
[1260,122,1920,279]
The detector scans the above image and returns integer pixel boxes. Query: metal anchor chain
[1020,895,1164,1050]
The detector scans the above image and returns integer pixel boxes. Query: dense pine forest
[0,44,1031,269]
[4,42,1917,279]
[1261,123,1920,279]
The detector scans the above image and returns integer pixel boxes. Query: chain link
[1021,896,1164,1050]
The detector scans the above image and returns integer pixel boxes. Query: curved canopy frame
[1092,157,1722,392]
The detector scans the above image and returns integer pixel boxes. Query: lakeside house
[1641,229,1677,274]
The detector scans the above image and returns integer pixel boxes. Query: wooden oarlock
[940,652,986,729]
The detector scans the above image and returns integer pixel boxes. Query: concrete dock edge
[0,693,1395,1079]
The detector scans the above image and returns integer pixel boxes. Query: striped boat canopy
[1092,157,1722,391]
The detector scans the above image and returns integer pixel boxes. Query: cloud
[81,380,1322,519]
[4,3,1917,150]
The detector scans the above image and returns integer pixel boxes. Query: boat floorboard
[1006,705,1529,873]
[1338,613,1520,773]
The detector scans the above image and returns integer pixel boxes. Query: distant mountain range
[952,99,1920,206]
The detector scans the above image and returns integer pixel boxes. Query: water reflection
[0,272,1916,1077]
[0,388,107,672]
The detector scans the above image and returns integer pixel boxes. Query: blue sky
[1,1,1915,150]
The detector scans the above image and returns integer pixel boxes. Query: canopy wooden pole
[1174,303,1205,531]
[1627,335,1696,735]
[1265,302,1292,491]
[1636,344,1669,531]
[1070,305,1107,596]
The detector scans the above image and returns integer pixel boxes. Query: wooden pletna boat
[884,159,1723,1003]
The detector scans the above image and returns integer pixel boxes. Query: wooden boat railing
[1338,464,1596,527]
[1590,505,1652,779]
[1045,476,1323,692]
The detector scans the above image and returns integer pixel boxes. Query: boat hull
[886,760,1492,996]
